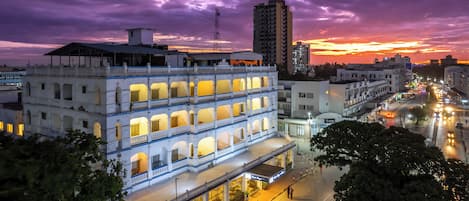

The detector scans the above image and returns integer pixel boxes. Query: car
[456,122,463,129]
[447,131,455,138]
[447,138,455,146]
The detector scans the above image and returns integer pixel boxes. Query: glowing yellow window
[17,124,24,136]
[7,123,13,133]
[0,121,3,131]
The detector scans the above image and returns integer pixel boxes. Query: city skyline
[1,0,469,65]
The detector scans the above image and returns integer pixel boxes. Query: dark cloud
[0,0,468,65]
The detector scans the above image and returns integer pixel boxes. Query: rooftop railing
[26,63,277,77]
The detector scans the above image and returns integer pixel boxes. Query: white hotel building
[23,29,294,200]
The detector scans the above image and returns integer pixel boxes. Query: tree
[0,130,126,201]
[409,106,426,125]
[442,159,469,201]
[310,121,468,201]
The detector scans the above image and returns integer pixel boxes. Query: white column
[223,182,229,201]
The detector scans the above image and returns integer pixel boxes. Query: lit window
[17,124,24,136]
[7,123,13,133]
[0,121,3,131]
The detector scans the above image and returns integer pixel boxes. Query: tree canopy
[311,121,469,201]
[0,130,126,201]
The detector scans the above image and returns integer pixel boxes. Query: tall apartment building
[292,41,310,74]
[253,0,293,74]
[441,55,458,67]
[444,65,469,96]
[23,29,295,200]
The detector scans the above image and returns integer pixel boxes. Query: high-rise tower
[253,0,293,74]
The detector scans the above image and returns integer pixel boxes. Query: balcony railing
[171,158,188,170]
[130,101,148,110]
[216,118,232,127]
[150,99,169,107]
[197,153,215,165]
[150,130,169,141]
[152,165,169,177]
[171,125,190,136]
[130,135,148,146]
[26,65,277,77]
[216,147,231,157]
[193,122,215,133]
[131,172,148,185]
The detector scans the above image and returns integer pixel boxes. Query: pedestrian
[287,185,291,198]
[290,188,294,199]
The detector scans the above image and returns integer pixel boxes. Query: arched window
[131,152,148,176]
[115,86,122,104]
[93,122,101,138]
[115,123,122,141]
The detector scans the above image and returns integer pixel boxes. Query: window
[0,121,3,131]
[130,124,140,137]
[7,123,13,133]
[63,84,73,100]
[171,116,178,128]
[152,155,163,169]
[53,83,60,99]
[41,112,47,120]
[298,93,306,98]
[152,119,160,132]
[306,93,314,99]
[17,124,24,136]
[41,83,45,90]
[306,105,314,110]
[299,105,306,110]
[82,86,87,93]
[82,120,88,128]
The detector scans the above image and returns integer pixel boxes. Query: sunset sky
[1,0,469,66]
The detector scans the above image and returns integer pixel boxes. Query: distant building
[0,67,26,90]
[430,59,439,66]
[444,65,469,96]
[336,54,412,92]
[0,91,24,137]
[292,41,310,74]
[277,79,388,138]
[253,0,293,74]
[441,55,458,67]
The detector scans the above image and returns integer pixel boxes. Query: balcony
[197,153,214,165]
[232,114,246,123]
[170,126,190,136]
[233,143,245,151]
[130,135,148,146]
[150,99,169,108]
[152,165,169,177]
[233,90,247,97]
[192,122,215,133]
[170,97,188,105]
[216,147,231,157]
[131,172,148,185]
[150,130,169,141]
[215,93,231,100]
[216,118,232,127]
[194,95,215,103]
[172,158,188,170]
[131,101,148,111]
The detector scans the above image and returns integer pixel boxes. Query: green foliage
[311,121,468,201]
[442,159,469,201]
[0,130,126,201]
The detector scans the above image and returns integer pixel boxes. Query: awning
[247,164,285,183]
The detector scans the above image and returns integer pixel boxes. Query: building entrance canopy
[247,164,285,184]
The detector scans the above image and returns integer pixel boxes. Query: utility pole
[213,7,221,51]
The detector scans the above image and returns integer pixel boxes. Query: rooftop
[127,137,294,201]
[45,42,178,56]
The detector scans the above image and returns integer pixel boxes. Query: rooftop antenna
[213,7,221,51]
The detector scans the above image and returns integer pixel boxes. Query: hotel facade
[23,29,294,200]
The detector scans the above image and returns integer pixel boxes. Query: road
[382,87,468,163]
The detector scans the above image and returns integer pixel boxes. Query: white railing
[170,96,189,105]
[197,153,214,165]
[216,118,232,127]
[233,143,245,151]
[26,65,276,77]
[194,122,215,132]
[152,165,169,177]
[150,99,169,107]
[233,91,247,97]
[131,101,147,110]
[130,135,148,145]
[150,130,169,141]
[215,93,231,100]
[171,158,188,170]
[170,125,190,136]
[195,95,215,103]
[216,148,231,157]
[232,115,246,123]
[131,172,148,185]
